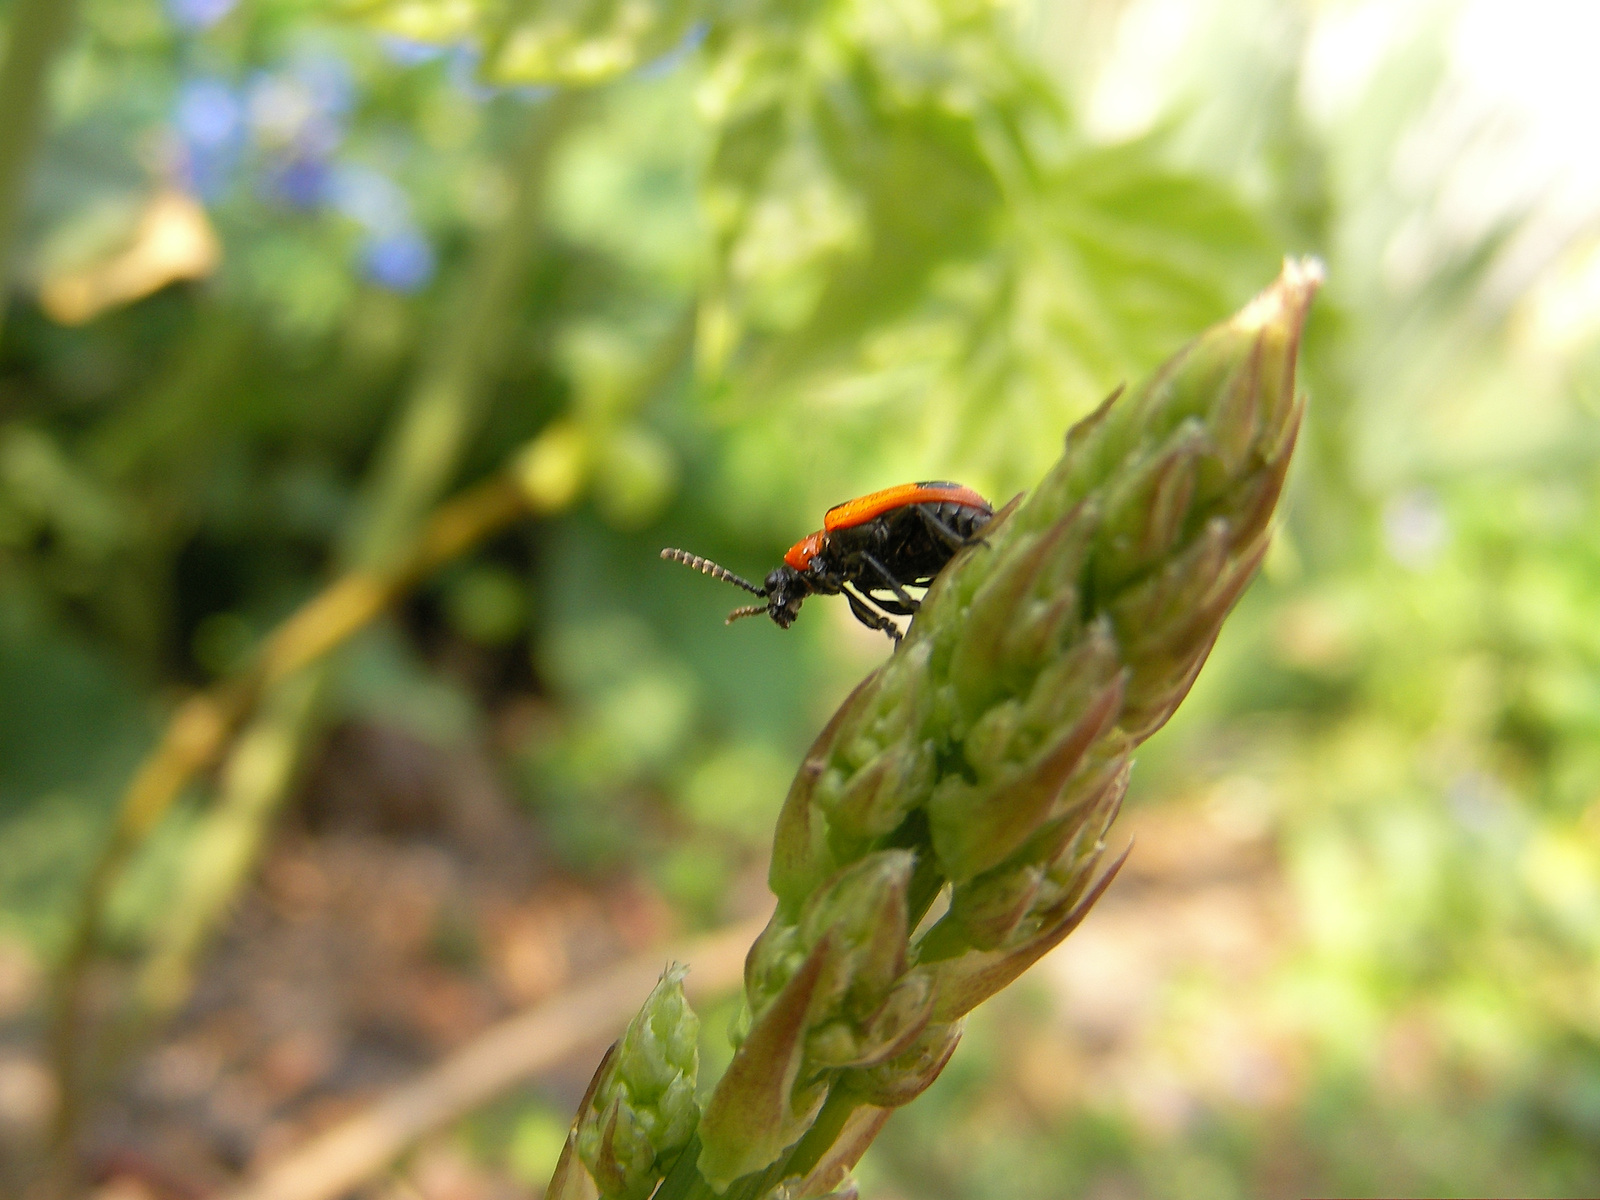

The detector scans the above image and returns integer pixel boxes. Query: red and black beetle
[662,481,994,645]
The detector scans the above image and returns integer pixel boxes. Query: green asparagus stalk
[549,966,703,1200]
[556,258,1321,1200]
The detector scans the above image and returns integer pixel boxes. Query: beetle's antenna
[660,548,766,596]
[725,604,768,624]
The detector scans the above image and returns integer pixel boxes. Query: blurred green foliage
[3,0,1600,1194]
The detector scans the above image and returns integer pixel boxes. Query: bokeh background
[3,0,1600,1196]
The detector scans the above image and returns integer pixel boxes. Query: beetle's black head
[757,564,812,628]
[659,547,815,630]
[720,565,813,629]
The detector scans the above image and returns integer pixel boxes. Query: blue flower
[175,78,242,149]
[173,77,244,199]
[294,52,357,120]
[262,156,332,209]
[246,53,353,159]
[363,229,436,292]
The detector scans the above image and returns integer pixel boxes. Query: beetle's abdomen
[824,498,991,585]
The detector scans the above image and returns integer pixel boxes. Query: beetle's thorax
[783,530,826,571]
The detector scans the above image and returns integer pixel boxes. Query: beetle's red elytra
[663,480,995,646]
[780,482,991,571]
[821,481,991,533]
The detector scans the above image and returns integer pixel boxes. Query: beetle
[661,481,994,646]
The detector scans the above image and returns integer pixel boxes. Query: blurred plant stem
[45,92,581,1188]
[344,91,577,573]
[130,88,581,1016]
[0,0,80,341]
[42,475,530,1183]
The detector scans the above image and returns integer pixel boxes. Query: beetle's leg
[844,585,902,646]
[860,552,920,612]
[916,504,986,551]
[866,594,917,616]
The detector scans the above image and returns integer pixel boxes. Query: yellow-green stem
[46,92,580,1188]
[0,0,80,340]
